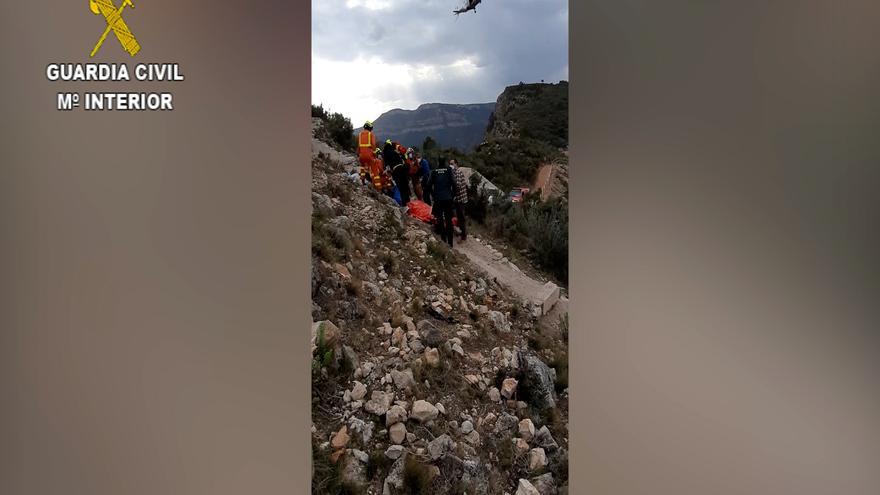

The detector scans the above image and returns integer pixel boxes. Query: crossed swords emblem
[89,0,141,57]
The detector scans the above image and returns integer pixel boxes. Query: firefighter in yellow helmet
[357,121,377,185]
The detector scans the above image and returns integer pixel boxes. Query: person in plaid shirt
[449,159,468,241]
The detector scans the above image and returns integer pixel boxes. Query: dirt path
[454,236,561,315]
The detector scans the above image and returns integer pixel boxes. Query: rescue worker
[417,152,433,205]
[385,139,410,206]
[449,158,468,241]
[370,147,384,191]
[405,148,423,200]
[382,139,400,169]
[357,121,377,185]
[426,157,458,247]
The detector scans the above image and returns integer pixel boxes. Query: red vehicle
[509,187,530,203]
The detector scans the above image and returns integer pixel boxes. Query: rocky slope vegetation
[364,103,495,152]
[311,121,569,495]
[485,82,568,148]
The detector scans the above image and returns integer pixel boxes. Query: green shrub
[426,239,453,263]
[527,330,553,353]
[550,353,569,393]
[312,324,335,371]
[484,196,568,284]
[465,173,490,224]
[312,104,355,151]
[378,210,404,241]
[311,104,328,119]
[326,179,353,203]
[498,82,568,149]
[312,219,354,263]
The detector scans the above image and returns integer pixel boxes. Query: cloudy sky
[312,0,568,126]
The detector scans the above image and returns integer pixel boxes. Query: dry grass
[326,178,354,203]
[345,277,364,298]
[377,251,398,275]
[367,448,392,481]
[403,457,433,493]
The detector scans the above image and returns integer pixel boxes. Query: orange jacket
[366,157,384,190]
[358,130,376,160]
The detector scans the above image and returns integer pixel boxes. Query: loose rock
[516,479,541,495]
[488,387,502,402]
[518,418,536,441]
[350,381,367,401]
[464,430,481,446]
[528,448,547,471]
[389,422,407,445]
[411,400,439,423]
[364,390,394,416]
[424,347,440,367]
[390,368,416,390]
[386,404,408,426]
[520,353,558,410]
[385,445,405,460]
[427,434,456,461]
[530,473,557,495]
[487,311,512,333]
[330,426,350,449]
[534,426,559,452]
[501,377,518,399]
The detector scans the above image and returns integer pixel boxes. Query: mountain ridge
[359,102,495,151]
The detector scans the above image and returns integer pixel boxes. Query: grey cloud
[314,0,567,112]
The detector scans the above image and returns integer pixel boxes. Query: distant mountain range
[359,102,495,151]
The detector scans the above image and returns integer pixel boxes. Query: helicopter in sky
[453,0,482,15]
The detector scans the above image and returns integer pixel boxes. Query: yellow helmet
[364,121,373,129]
[385,139,393,145]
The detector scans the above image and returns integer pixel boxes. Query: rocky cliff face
[311,120,569,494]
[485,82,569,149]
[366,102,495,151]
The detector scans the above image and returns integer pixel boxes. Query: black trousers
[421,179,432,205]
[392,167,410,205]
[435,199,455,247]
[455,202,467,240]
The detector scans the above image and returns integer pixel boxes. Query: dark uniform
[427,161,458,246]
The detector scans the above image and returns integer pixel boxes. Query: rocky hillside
[485,82,568,149]
[364,103,495,152]
[311,121,569,495]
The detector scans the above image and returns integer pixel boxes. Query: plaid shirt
[452,166,468,203]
